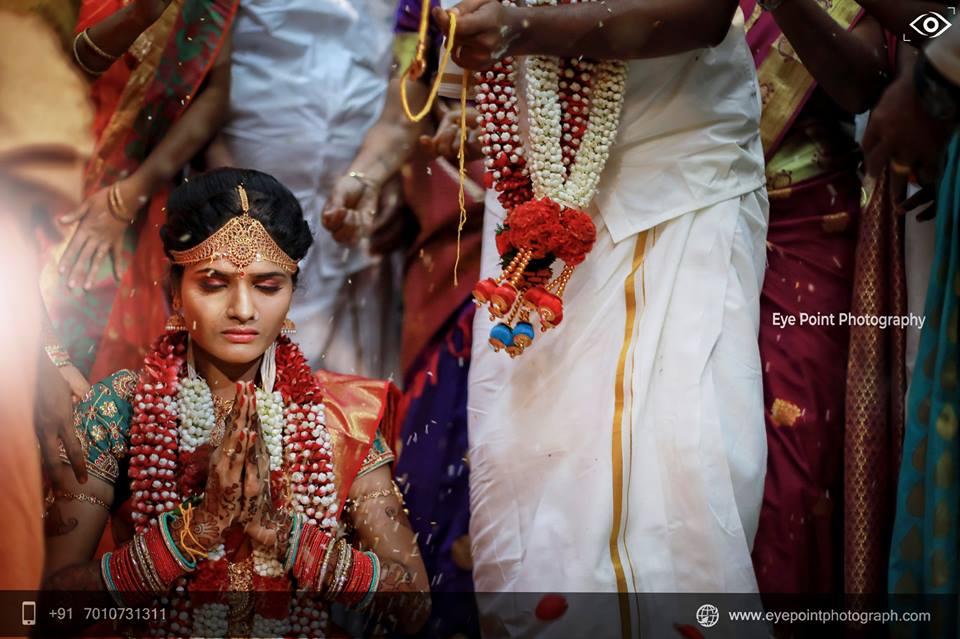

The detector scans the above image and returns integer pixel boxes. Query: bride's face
[177,258,293,366]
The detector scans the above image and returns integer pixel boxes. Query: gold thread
[453,70,469,286]
[399,7,458,122]
[609,232,648,638]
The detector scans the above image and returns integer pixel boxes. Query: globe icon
[696,604,720,628]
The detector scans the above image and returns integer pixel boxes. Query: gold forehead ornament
[169,184,299,274]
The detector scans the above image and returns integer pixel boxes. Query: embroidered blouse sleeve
[60,369,138,484]
[357,429,396,477]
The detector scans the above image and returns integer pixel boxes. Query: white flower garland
[255,389,285,471]
[251,614,291,639]
[521,0,626,210]
[176,379,286,471]
[191,603,229,638]
[177,377,215,453]
[253,546,284,578]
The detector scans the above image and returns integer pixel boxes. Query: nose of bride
[227,285,258,324]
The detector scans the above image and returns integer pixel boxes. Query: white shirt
[222,0,395,276]
[594,8,765,242]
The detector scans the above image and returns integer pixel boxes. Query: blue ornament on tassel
[489,323,514,352]
[512,322,535,349]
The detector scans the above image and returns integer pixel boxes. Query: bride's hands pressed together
[172,381,260,551]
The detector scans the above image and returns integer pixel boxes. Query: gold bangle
[72,32,103,77]
[50,490,109,511]
[81,28,119,62]
[107,184,134,223]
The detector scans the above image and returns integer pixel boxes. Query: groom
[437,0,769,635]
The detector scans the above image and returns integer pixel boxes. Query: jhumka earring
[165,313,187,332]
[281,318,297,335]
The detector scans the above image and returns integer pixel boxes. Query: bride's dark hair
[160,167,313,284]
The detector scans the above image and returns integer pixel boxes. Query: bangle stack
[292,523,380,608]
[107,183,134,223]
[101,521,189,604]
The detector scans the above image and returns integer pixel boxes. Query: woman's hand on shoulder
[58,177,147,290]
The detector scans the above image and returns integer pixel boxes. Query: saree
[888,135,960,631]
[38,0,237,380]
[740,0,865,594]
[394,170,481,629]
[391,4,483,635]
[67,349,400,635]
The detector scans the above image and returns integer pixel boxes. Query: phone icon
[22,601,36,626]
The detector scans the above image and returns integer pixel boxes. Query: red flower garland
[473,14,602,356]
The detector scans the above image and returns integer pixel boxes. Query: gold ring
[890,160,912,175]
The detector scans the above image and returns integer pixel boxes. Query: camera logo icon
[910,12,953,38]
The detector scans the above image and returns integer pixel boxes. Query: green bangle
[284,514,303,572]
[357,551,380,610]
[101,552,124,606]
[159,511,196,571]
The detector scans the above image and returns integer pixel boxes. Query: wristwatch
[915,52,960,121]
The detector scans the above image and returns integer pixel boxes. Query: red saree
[39,0,238,380]
[740,0,866,594]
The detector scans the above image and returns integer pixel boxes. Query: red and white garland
[128,331,335,637]
[472,0,626,357]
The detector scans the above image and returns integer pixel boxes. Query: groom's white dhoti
[467,9,769,637]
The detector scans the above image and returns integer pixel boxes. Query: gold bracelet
[72,32,103,77]
[81,28,119,62]
[51,490,109,511]
[349,480,405,509]
[44,344,72,368]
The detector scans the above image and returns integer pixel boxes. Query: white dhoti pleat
[467,189,769,637]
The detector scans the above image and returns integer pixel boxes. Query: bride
[42,168,429,636]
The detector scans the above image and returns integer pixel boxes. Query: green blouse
[64,370,394,489]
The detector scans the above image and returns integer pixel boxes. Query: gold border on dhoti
[609,230,649,637]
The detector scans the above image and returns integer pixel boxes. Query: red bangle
[294,525,332,591]
[144,524,183,585]
[110,545,140,596]
[341,549,373,607]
